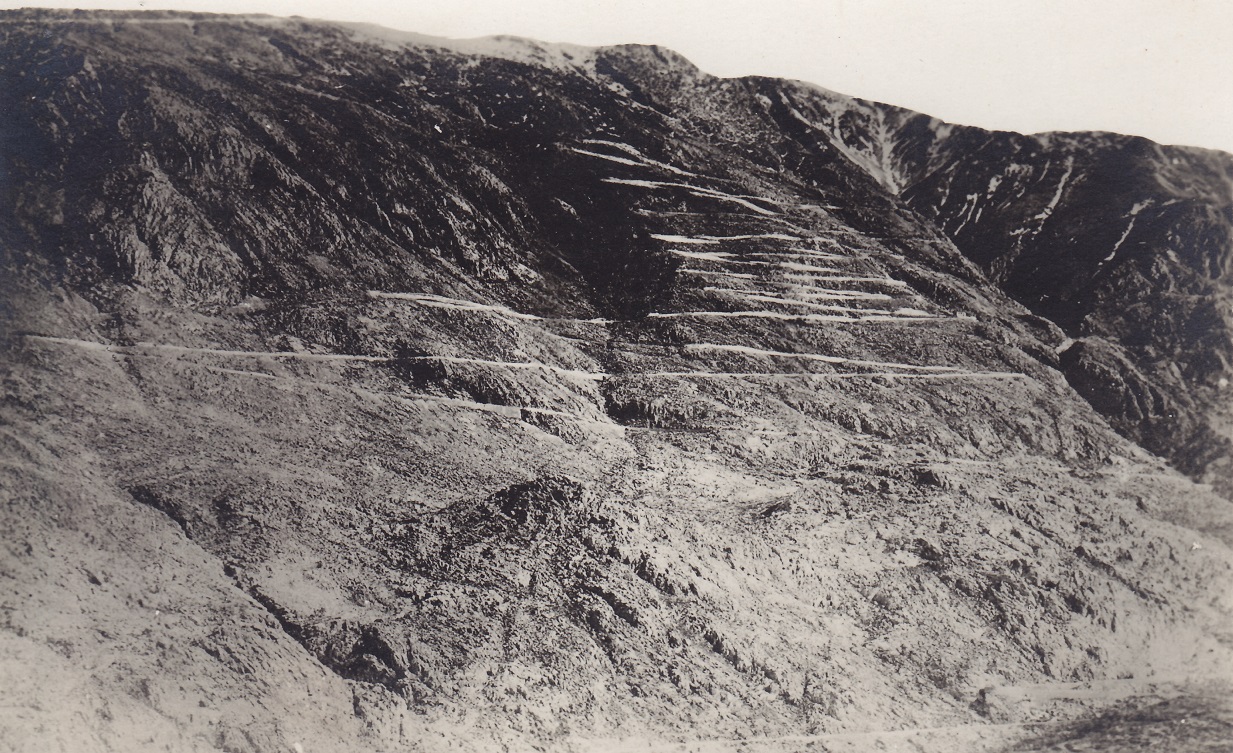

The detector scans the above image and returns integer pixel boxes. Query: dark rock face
[2,11,1231,753]
[896,132,1233,495]
[1059,337,1229,485]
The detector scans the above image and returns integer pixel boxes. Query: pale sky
[6,0,1232,154]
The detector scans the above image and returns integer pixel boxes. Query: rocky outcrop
[1060,337,1231,489]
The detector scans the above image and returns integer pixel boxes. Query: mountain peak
[2,11,1231,752]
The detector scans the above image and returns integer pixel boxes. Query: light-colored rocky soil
[1,11,1231,752]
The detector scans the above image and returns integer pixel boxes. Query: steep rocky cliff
[2,11,1231,753]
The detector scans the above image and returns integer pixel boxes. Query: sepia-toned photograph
[1,1,1230,750]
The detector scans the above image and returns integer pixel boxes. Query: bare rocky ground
[1,11,1231,753]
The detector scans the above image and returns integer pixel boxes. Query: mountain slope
[752,86,1233,495]
[1,11,1231,753]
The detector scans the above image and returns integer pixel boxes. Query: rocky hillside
[1,11,1231,753]
[762,87,1233,495]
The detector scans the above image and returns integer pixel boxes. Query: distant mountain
[2,11,1230,753]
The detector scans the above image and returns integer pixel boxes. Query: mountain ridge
[1,10,1231,753]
